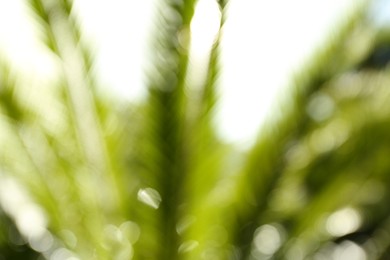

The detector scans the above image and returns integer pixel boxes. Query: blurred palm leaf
[2,0,390,260]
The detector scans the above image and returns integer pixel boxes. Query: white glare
[190,0,221,55]
[137,188,162,209]
[16,204,48,239]
[333,240,367,260]
[217,0,359,144]
[29,229,54,252]
[0,177,48,239]
[188,0,221,90]
[50,248,78,260]
[326,208,361,237]
[0,177,30,215]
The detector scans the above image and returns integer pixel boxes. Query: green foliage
[2,0,390,259]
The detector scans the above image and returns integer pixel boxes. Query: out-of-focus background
[1,0,390,259]
[2,0,384,143]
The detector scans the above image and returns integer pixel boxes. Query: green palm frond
[130,0,229,258]
[227,1,372,258]
[3,0,390,259]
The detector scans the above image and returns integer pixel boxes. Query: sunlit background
[1,0,384,144]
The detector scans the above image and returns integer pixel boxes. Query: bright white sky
[0,0,362,145]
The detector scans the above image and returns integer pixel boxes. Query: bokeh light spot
[178,240,199,253]
[333,240,366,260]
[326,207,361,237]
[137,187,162,209]
[253,224,283,256]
